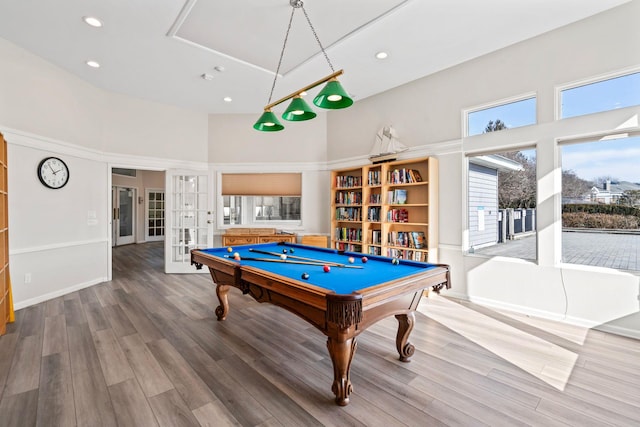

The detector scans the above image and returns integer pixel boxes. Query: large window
[560,71,640,119]
[466,96,537,136]
[468,148,537,261]
[560,135,640,271]
[223,195,301,225]
[221,173,302,227]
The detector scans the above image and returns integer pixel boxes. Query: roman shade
[221,173,301,196]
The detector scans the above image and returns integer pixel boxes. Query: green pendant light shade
[313,78,353,109]
[282,96,317,121]
[253,110,284,132]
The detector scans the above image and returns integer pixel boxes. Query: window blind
[221,173,301,196]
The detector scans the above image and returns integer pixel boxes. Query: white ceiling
[0,0,630,114]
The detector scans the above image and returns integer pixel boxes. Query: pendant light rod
[264,69,344,111]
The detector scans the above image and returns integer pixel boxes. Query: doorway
[112,186,136,246]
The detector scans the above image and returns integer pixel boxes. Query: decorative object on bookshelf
[369,126,408,163]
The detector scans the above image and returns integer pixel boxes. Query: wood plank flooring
[1,241,639,426]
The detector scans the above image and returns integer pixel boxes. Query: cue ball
[301,272,309,280]
[233,253,240,260]
[282,249,288,254]
[361,257,368,263]
[392,258,400,265]
[348,257,355,264]
[227,247,233,253]
[323,265,331,273]
[280,254,287,260]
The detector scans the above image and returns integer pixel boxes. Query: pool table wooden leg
[326,336,357,406]
[395,312,416,362]
[215,284,230,321]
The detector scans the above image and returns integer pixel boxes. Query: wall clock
[37,157,70,189]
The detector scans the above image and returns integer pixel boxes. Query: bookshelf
[330,157,438,263]
[0,133,9,335]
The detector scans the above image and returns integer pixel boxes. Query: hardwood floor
[1,242,639,426]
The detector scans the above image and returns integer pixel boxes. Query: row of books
[367,207,381,222]
[387,168,423,184]
[387,231,426,249]
[335,242,362,252]
[369,230,382,245]
[367,170,382,186]
[368,246,382,255]
[335,207,361,221]
[335,175,362,188]
[386,248,428,262]
[387,208,409,223]
[335,227,362,243]
[387,189,407,204]
[369,193,381,204]
[335,191,362,205]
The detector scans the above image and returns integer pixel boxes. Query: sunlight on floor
[487,305,590,345]
[418,295,578,390]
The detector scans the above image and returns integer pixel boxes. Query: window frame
[463,92,538,137]
[555,66,640,120]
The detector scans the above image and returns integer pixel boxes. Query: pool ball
[348,257,355,264]
[233,253,241,260]
[280,254,287,260]
[227,247,233,253]
[282,249,288,254]
[392,258,400,265]
[301,272,310,280]
[361,257,368,263]
[289,249,295,253]
[323,265,331,273]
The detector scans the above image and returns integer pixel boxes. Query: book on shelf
[410,231,426,249]
[394,189,407,204]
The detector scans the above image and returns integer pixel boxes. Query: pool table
[191,242,450,406]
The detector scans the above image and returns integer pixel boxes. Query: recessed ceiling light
[86,60,100,68]
[214,65,225,72]
[83,16,103,28]
[201,73,214,81]
[375,51,388,60]
[223,97,232,102]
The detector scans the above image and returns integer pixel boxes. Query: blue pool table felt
[199,242,437,294]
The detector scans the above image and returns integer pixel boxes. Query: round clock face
[37,157,70,189]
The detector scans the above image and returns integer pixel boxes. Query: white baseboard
[13,277,109,310]
[440,290,640,339]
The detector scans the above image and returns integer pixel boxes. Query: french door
[165,170,212,273]
[112,186,136,246]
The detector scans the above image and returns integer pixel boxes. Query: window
[222,195,301,225]
[560,71,640,119]
[221,173,302,226]
[146,189,165,241]
[112,168,136,177]
[466,96,536,136]
[560,135,640,271]
[467,148,537,261]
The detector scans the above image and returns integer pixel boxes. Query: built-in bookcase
[330,157,438,263]
[0,133,9,335]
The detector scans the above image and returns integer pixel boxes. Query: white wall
[208,113,331,242]
[1,38,209,309]
[8,140,109,306]
[327,1,640,337]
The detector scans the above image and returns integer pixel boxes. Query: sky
[468,72,640,183]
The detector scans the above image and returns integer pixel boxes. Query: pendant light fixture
[253,0,353,132]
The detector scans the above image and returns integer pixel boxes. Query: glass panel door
[165,171,211,273]
[146,189,165,242]
[112,186,136,246]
